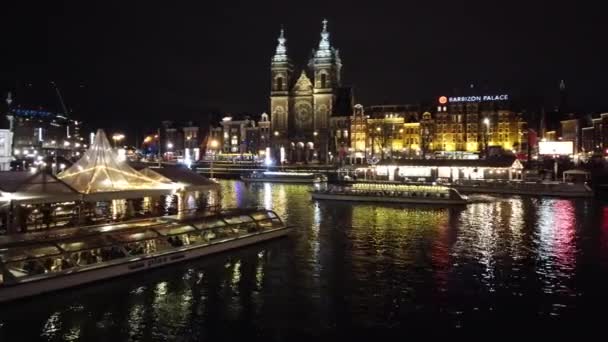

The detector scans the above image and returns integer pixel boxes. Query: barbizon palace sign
[447,94,509,103]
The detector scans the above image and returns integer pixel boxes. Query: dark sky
[1,1,607,138]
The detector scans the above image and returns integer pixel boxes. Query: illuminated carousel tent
[58,129,174,200]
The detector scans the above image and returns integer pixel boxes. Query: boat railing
[0,209,286,287]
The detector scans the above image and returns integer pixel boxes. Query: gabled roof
[58,129,172,194]
[292,71,313,95]
[0,171,81,204]
[0,171,78,194]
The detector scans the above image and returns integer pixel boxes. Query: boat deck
[0,208,290,300]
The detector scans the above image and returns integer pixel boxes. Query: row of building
[1,93,87,170]
[203,20,608,165]
[195,20,536,164]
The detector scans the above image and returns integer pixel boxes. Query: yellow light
[112,133,125,142]
[210,140,219,148]
[274,131,279,136]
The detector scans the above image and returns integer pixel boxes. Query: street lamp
[210,139,219,179]
[112,133,125,148]
[483,118,490,158]
[167,142,174,149]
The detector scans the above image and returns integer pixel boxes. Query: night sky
[1,1,606,141]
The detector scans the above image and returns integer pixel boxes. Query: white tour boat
[0,208,291,303]
[241,171,327,184]
[311,182,468,205]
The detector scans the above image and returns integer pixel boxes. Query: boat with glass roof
[311,182,468,205]
[0,208,291,303]
[241,171,327,184]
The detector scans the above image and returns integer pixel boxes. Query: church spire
[272,27,288,63]
[315,19,332,58]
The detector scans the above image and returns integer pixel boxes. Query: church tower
[310,19,341,130]
[270,28,293,138]
[310,19,341,161]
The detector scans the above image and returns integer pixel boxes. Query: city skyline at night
[1,1,607,134]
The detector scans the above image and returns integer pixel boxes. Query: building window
[277,77,283,91]
[321,74,327,88]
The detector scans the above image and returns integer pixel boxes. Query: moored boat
[0,208,291,303]
[311,182,468,205]
[241,171,327,184]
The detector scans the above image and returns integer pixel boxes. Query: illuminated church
[269,20,352,163]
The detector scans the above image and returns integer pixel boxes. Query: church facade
[269,20,348,163]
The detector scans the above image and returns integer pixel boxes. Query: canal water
[1,180,608,340]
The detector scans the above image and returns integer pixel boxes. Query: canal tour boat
[0,208,291,303]
[311,182,468,205]
[241,171,327,184]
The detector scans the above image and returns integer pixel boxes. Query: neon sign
[446,95,509,103]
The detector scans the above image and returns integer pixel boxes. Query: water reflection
[0,181,607,339]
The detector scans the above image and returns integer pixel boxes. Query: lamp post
[112,133,125,148]
[210,139,219,179]
[483,118,490,158]
[313,131,318,163]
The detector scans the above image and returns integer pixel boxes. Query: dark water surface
[2,180,608,340]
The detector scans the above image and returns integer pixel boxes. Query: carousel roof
[58,129,173,194]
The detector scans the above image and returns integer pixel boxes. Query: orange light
[439,96,448,104]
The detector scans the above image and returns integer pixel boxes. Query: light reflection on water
[1,180,608,339]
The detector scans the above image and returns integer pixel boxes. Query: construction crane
[50,81,69,117]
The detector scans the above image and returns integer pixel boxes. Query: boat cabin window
[250,211,273,221]
[5,259,47,278]
[154,225,196,237]
[223,215,260,233]
[5,254,74,278]
[110,230,160,244]
[57,236,113,253]
[0,245,62,263]
[93,218,165,234]
[223,215,254,225]
[192,218,226,230]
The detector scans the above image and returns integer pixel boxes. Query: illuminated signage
[538,141,573,155]
[438,96,448,104]
[447,95,509,103]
